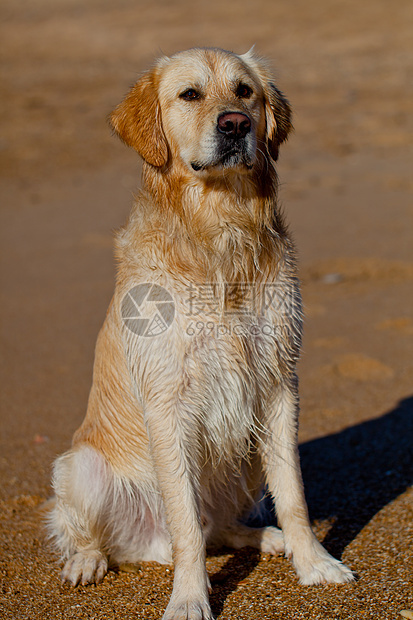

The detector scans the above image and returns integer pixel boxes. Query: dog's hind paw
[61,550,108,586]
[259,526,285,555]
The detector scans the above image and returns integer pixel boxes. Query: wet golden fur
[48,48,353,620]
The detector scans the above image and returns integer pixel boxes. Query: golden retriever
[48,47,353,620]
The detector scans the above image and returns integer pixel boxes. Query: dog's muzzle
[190,112,254,171]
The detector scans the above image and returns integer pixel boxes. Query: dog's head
[111,48,292,175]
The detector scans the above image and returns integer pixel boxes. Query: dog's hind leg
[48,445,111,585]
[215,523,285,555]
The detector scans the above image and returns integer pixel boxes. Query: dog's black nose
[217,112,251,138]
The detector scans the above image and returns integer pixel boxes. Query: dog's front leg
[262,377,354,585]
[144,400,213,620]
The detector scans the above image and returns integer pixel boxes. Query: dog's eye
[236,83,253,99]
[179,89,201,101]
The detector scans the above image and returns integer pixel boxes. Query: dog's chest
[170,283,297,454]
[180,326,260,465]
[120,272,300,461]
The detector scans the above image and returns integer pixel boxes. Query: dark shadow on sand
[209,547,261,617]
[209,395,413,613]
[300,395,413,557]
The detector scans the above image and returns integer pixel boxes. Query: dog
[48,47,353,620]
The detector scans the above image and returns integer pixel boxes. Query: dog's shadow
[208,546,261,617]
[300,395,413,557]
[209,395,413,615]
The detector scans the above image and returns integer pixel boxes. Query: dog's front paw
[291,539,354,585]
[162,599,214,620]
[61,550,108,586]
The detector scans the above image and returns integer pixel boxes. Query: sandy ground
[1,0,412,618]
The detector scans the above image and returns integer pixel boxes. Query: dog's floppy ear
[110,71,168,167]
[265,83,292,161]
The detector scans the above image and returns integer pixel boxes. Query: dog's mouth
[191,147,254,173]
[190,112,256,174]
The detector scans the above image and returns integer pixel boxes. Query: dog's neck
[135,159,289,283]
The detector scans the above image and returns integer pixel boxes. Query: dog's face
[111,48,292,175]
[156,49,265,174]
